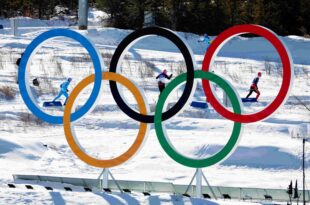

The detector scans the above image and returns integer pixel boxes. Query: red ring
[202,24,293,123]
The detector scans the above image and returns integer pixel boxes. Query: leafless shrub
[103,18,115,28]
[248,65,254,73]
[140,60,155,78]
[55,60,64,76]
[14,71,18,84]
[19,112,45,126]
[214,61,228,74]
[136,61,151,79]
[37,68,57,96]
[45,78,58,96]
[0,86,16,100]
[304,34,310,38]
[168,62,186,76]
[175,61,186,75]
[273,62,283,85]
[77,54,91,62]
[227,72,241,83]
[301,65,309,85]
[274,61,282,75]
[123,54,134,74]
[101,51,114,67]
[264,60,272,75]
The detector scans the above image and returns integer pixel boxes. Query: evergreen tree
[0,0,309,36]
[301,0,310,35]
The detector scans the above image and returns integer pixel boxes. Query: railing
[13,174,310,203]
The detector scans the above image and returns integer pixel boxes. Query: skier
[198,33,211,51]
[246,72,262,100]
[156,69,173,93]
[52,77,72,106]
[15,52,24,84]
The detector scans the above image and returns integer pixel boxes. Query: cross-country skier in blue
[52,77,72,105]
[198,33,211,51]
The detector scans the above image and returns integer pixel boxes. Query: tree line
[1,0,310,36]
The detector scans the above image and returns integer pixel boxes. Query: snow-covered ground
[0,11,309,204]
[0,188,260,205]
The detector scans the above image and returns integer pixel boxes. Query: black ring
[109,27,195,123]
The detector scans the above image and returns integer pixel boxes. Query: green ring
[154,70,242,168]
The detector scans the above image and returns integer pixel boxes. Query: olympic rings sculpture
[18,25,294,169]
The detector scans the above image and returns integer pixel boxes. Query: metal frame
[13,174,310,202]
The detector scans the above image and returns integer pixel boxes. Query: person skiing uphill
[52,77,72,106]
[246,72,262,100]
[198,33,211,51]
[156,69,173,93]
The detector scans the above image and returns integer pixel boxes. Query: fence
[13,174,310,203]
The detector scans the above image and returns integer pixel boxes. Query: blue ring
[18,29,102,124]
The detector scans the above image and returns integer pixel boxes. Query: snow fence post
[10,18,17,36]
[78,0,88,30]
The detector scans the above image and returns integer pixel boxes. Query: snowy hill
[0,12,309,204]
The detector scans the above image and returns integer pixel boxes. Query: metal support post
[184,168,217,200]
[102,168,109,189]
[196,168,202,198]
[98,168,123,193]
[202,171,217,200]
[184,169,198,194]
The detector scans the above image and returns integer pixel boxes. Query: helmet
[258,72,262,77]
[163,69,167,74]
[68,77,72,82]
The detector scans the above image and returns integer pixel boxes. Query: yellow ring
[63,72,148,168]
